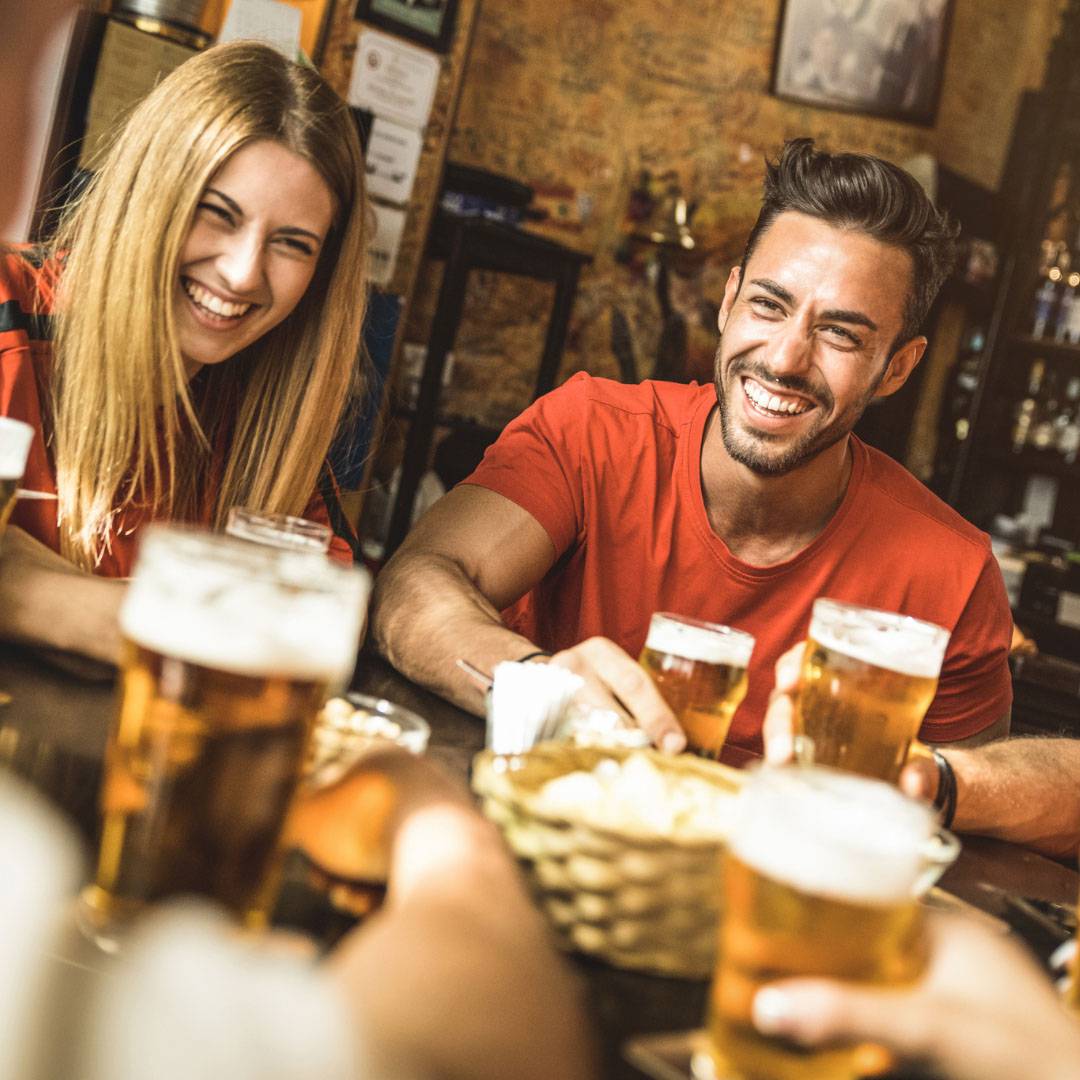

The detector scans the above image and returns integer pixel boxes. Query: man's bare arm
[370,486,559,715]
[370,486,684,747]
[942,738,1080,858]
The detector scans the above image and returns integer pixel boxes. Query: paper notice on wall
[348,28,439,131]
[368,203,407,288]
[219,0,303,58]
[365,117,423,205]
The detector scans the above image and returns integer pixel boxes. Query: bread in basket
[471,741,744,978]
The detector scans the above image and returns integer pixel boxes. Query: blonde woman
[0,40,369,663]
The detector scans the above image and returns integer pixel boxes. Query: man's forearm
[948,738,1080,858]
[370,551,537,715]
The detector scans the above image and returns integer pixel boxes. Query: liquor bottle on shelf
[1032,240,1067,338]
[1057,269,1080,343]
[1011,358,1046,452]
[1030,368,1060,450]
[1057,376,1080,464]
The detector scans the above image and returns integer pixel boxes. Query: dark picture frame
[770,0,955,126]
[354,0,459,54]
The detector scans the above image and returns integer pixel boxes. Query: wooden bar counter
[0,644,1075,1080]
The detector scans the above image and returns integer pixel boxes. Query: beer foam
[809,603,948,680]
[120,530,370,683]
[645,615,754,666]
[0,418,33,479]
[729,767,935,906]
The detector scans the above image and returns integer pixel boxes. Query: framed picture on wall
[354,0,459,53]
[771,0,955,126]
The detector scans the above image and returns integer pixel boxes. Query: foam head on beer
[120,526,369,687]
[644,613,755,668]
[730,765,938,905]
[809,599,949,681]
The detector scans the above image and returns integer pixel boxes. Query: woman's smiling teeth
[183,278,254,319]
[743,377,812,416]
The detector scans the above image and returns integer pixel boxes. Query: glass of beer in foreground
[794,599,950,783]
[78,525,369,950]
[639,613,754,758]
[225,506,333,554]
[705,766,946,1080]
[0,417,35,541]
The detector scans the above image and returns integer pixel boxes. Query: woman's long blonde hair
[50,41,368,569]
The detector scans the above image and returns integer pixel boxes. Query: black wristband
[516,649,552,664]
[931,749,957,830]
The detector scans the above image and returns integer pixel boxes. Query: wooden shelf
[1010,334,1080,360]
[983,446,1080,479]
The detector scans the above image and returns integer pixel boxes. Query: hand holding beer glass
[78,525,369,950]
[704,766,952,1080]
[638,613,754,759]
[793,599,950,783]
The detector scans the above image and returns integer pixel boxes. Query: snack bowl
[472,741,744,978]
[309,694,431,784]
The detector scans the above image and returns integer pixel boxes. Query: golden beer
[639,613,754,758]
[79,526,369,947]
[795,600,949,783]
[708,767,937,1080]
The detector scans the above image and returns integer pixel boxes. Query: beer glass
[794,599,950,783]
[78,525,369,950]
[707,766,945,1080]
[225,506,332,554]
[639,613,754,758]
[0,417,34,542]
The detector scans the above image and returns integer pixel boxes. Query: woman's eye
[199,202,232,223]
[277,237,315,256]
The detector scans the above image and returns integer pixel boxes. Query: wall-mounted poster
[771,0,955,126]
[354,0,458,54]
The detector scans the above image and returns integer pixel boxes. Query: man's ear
[718,265,742,334]
[874,336,927,398]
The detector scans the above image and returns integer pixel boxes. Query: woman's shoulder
[0,244,62,315]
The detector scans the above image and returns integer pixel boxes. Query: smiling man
[371,139,1012,755]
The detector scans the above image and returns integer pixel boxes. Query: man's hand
[751,914,1080,1080]
[762,640,940,802]
[549,636,686,753]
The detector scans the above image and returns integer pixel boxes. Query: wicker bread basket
[472,742,745,978]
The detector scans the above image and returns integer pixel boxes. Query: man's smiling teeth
[183,279,253,319]
[743,378,811,415]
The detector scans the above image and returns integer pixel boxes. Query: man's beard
[713,347,871,477]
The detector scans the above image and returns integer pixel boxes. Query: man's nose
[764,317,813,376]
[217,231,264,294]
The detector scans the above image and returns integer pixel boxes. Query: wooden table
[1,644,1076,1080]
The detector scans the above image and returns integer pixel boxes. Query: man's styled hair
[741,138,959,349]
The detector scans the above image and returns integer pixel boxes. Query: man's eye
[823,326,859,345]
[751,297,782,314]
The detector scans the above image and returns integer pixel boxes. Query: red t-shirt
[464,372,1013,753]
[0,247,354,575]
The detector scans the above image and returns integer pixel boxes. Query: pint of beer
[794,599,950,783]
[78,526,369,948]
[225,506,333,554]
[0,417,35,540]
[707,766,939,1080]
[639,613,754,758]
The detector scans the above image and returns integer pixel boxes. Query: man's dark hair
[741,138,959,351]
